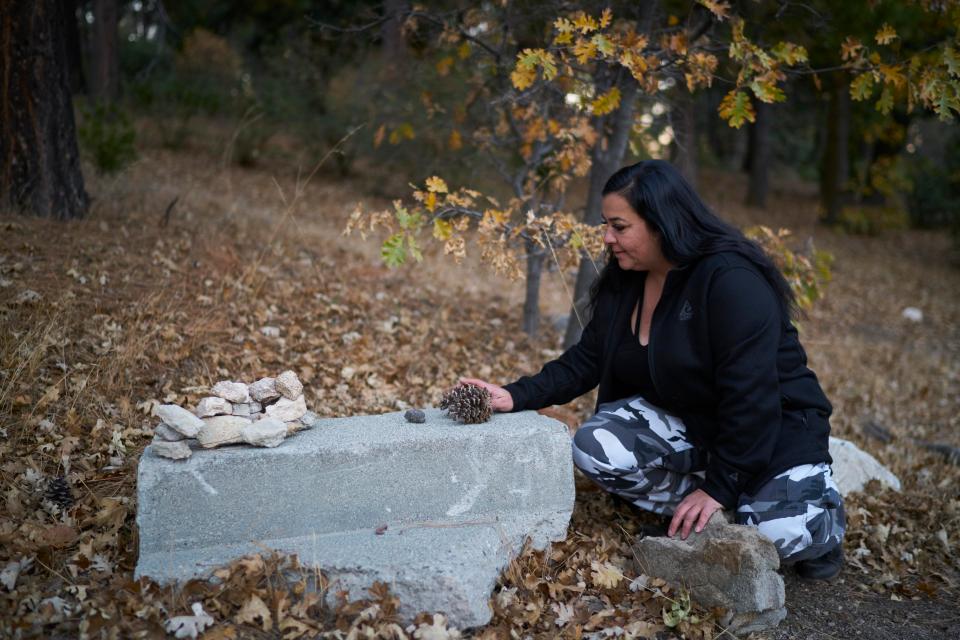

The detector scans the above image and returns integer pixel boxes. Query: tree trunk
[745,100,771,208]
[0,0,89,219]
[63,0,86,94]
[562,76,639,348]
[381,0,409,77]
[522,239,546,336]
[672,89,699,189]
[819,72,850,224]
[91,0,119,102]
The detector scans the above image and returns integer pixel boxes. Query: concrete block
[136,409,574,627]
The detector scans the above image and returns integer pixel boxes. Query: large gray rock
[136,409,573,628]
[636,517,786,635]
[829,436,901,494]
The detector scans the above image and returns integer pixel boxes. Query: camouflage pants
[572,395,845,562]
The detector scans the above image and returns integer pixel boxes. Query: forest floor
[1,148,958,639]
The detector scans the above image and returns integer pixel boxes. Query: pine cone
[440,384,492,424]
[45,476,74,509]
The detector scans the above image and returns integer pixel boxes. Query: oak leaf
[590,560,624,589]
[236,593,273,631]
[875,23,898,46]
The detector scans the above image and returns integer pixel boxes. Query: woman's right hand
[458,377,514,412]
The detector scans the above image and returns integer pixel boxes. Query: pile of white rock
[150,371,319,461]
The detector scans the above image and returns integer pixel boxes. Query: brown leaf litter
[1,151,958,638]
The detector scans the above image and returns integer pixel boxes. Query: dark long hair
[590,160,796,317]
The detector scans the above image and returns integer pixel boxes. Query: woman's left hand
[668,489,723,540]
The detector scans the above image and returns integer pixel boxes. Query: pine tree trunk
[746,100,771,208]
[819,72,850,224]
[91,0,119,102]
[63,0,86,94]
[562,77,639,348]
[672,90,699,189]
[0,0,89,219]
[522,238,545,336]
[381,0,409,77]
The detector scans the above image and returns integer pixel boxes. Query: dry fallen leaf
[551,601,575,626]
[165,602,214,639]
[413,613,462,640]
[235,593,272,632]
[41,524,78,549]
[590,560,624,589]
[1,557,33,591]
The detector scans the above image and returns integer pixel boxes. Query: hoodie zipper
[647,269,681,405]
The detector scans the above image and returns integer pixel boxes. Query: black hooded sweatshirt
[503,251,833,509]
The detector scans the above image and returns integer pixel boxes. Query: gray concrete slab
[136,409,574,628]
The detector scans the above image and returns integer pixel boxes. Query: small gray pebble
[404,408,426,424]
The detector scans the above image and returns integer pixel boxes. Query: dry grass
[1,147,958,638]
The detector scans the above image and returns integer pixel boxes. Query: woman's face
[601,193,670,273]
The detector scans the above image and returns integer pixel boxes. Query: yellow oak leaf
[590,561,623,589]
[433,218,453,240]
[875,23,898,46]
[718,89,756,128]
[425,176,448,193]
[590,87,621,115]
[435,56,454,76]
[697,0,731,21]
[448,129,462,150]
[573,38,598,64]
[841,36,863,62]
[599,8,612,28]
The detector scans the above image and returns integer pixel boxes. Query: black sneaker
[637,521,669,538]
[795,545,844,580]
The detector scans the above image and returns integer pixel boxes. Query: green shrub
[77,102,137,174]
[906,156,960,230]
[836,204,911,235]
[128,29,253,151]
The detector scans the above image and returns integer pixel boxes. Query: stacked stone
[151,370,320,461]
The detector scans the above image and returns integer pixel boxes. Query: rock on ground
[136,409,574,628]
[197,415,251,448]
[829,436,901,494]
[635,517,786,635]
[155,404,204,438]
[212,381,250,404]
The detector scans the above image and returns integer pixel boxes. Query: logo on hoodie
[679,300,693,321]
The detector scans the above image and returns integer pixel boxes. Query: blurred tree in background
[2,0,957,318]
[339,0,959,338]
